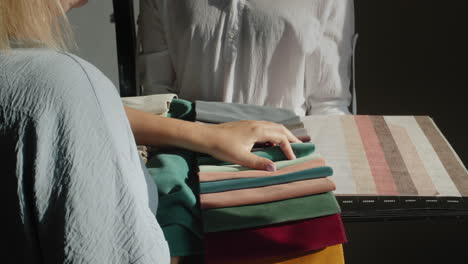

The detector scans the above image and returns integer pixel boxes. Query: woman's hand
[202,120,302,171]
[125,107,301,171]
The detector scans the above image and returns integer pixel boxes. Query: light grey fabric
[195,100,298,124]
[291,128,309,138]
[0,48,170,263]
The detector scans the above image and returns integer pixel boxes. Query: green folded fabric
[146,98,202,257]
[147,148,202,256]
[162,225,204,257]
[202,192,341,232]
[199,153,322,172]
[200,166,333,194]
[197,143,315,166]
[167,98,194,120]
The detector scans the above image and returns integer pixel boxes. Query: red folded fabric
[203,214,347,264]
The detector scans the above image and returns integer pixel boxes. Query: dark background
[345,1,468,263]
[354,0,467,166]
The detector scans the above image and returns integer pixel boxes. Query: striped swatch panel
[302,115,468,197]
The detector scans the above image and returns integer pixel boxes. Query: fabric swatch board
[302,115,468,197]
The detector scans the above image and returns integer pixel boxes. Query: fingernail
[266,163,276,172]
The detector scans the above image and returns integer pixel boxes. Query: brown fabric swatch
[371,116,418,195]
[415,116,468,196]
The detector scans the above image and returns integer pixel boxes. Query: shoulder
[0,48,118,117]
[9,49,107,84]
[1,48,106,89]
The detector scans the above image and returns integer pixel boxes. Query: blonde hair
[0,0,73,51]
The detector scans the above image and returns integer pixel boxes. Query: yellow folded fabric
[224,244,344,264]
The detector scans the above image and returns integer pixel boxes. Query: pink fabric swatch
[355,116,398,195]
[200,177,335,209]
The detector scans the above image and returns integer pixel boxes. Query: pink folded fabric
[199,157,326,182]
[203,214,347,264]
[200,177,335,209]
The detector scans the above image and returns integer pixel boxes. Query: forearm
[124,106,214,153]
[125,106,299,170]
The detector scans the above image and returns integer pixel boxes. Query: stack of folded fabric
[198,143,347,263]
[125,97,348,262]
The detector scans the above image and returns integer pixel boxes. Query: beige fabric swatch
[341,115,376,194]
[303,115,356,194]
[385,116,461,196]
[387,124,438,196]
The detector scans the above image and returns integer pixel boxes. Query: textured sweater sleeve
[0,49,170,264]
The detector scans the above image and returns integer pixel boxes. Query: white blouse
[137,0,355,115]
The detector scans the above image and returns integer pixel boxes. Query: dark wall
[354,1,467,166]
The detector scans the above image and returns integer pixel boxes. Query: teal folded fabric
[167,98,194,120]
[146,98,202,257]
[200,166,332,193]
[199,153,322,172]
[197,143,315,166]
[147,148,202,256]
[162,225,203,257]
[202,192,341,232]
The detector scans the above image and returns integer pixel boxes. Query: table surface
[302,115,468,219]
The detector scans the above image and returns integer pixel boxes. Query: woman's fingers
[278,138,296,160]
[208,120,303,171]
[260,123,300,160]
[238,153,277,171]
[297,135,311,142]
[283,125,302,143]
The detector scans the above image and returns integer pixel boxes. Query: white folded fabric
[122,93,177,116]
